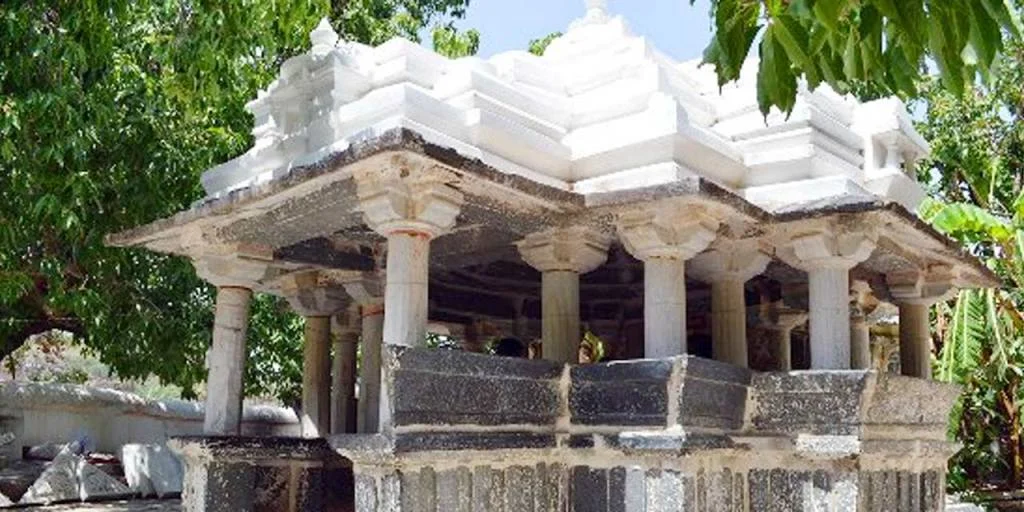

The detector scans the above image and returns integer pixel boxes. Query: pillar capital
[279,271,350,317]
[761,305,808,332]
[887,265,955,305]
[688,239,771,283]
[784,230,877,271]
[323,270,384,306]
[616,206,719,261]
[356,176,463,239]
[193,253,279,289]
[517,227,611,274]
[331,304,362,339]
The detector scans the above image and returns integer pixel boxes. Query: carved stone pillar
[339,273,385,434]
[357,173,462,432]
[784,229,876,369]
[760,304,808,371]
[194,254,278,435]
[617,206,719,358]
[690,241,771,367]
[888,268,953,379]
[331,306,360,435]
[517,227,610,363]
[849,280,874,370]
[283,271,349,438]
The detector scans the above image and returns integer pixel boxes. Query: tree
[0,1,475,400]
[917,34,1024,492]
[702,0,1023,115]
[528,32,561,56]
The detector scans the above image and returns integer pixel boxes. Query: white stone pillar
[301,315,331,437]
[193,254,277,435]
[383,232,430,347]
[617,206,719,358]
[205,286,253,435]
[785,230,876,370]
[887,267,953,379]
[690,242,770,367]
[850,311,871,370]
[357,303,384,433]
[898,302,932,378]
[643,258,688,358]
[331,307,360,435]
[517,227,610,363]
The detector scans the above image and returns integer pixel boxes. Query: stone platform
[175,346,959,511]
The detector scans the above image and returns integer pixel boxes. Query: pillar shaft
[807,267,851,369]
[711,279,748,367]
[899,303,932,378]
[770,327,794,371]
[358,305,384,433]
[644,258,687,358]
[205,286,252,435]
[850,316,871,369]
[301,316,331,437]
[331,333,358,435]
[383,232,430,347]
[542,270,581,364]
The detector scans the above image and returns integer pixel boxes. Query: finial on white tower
[585,0,607,13]
[310,17,339,56]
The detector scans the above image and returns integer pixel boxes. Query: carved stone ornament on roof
[616,205,720,261]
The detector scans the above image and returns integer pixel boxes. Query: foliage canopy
[0,0,474,402]
[703,0,1023,115]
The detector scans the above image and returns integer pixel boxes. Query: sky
[455,0,713,61]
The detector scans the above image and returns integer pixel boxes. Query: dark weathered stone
[571,466,607,511]
[608,467,626,512]
[570,360,673,426]
[390,347,561,427]
[505,466,535,511]
[393,432,556,452]
[677,377,748,430]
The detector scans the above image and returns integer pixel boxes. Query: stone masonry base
[175,346,959,511]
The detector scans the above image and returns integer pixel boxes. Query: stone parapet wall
[328,345,958,512]
[0,382,299,454]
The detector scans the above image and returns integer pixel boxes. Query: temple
[108,2,998,511]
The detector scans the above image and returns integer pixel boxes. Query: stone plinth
[170,347,958,512]
[169,436,351,512]
[328,346,958,512]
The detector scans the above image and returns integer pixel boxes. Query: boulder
[18,453,79,505]
[121,443,183,498]
[76,457,132,502]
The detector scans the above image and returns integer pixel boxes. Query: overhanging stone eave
[772,198,1001,289]
[581,176,773,225]
[106,127,586,256]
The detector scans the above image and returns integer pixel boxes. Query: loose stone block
[19,453,79,505]
[76,457,133,502]
[121,443,184,498]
